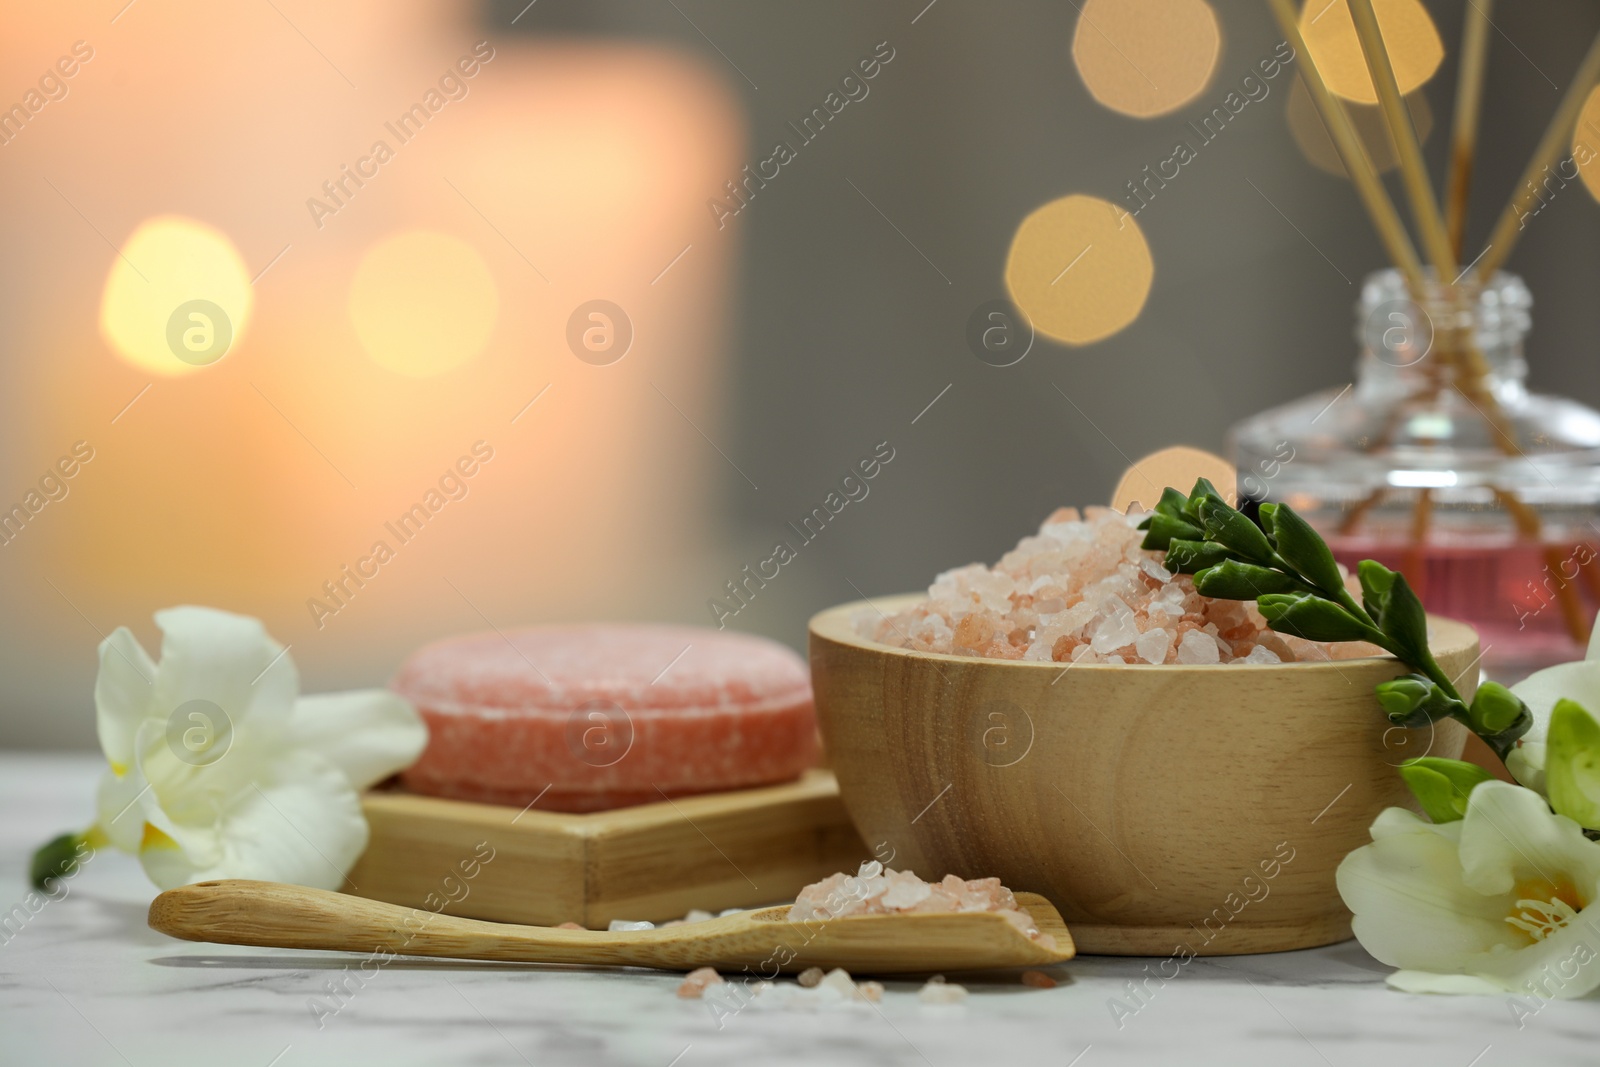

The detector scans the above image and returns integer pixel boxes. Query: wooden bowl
[809,595,1476,957]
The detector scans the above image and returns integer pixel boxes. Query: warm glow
[349,231,499,377]
[1299,0,1443,105]
[1287,77,1433,177]
[1577,86,1600,202]
[1005,194,1153,347]
[1071,0,1221,118]
[99,216,253,376]
[1111,446,1236,513]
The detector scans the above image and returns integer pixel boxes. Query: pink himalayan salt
[787,862,1055,950]
[555,921,584,930]
[797,967,825,988]
[861,506,1380,665]
[1020,970,1058,989]
[677,967,724,998]
[918,975,968,1004]
[857,980,884,1002]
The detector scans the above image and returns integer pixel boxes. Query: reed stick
[1345,0,1459,279]
[1475,27,1600,282]
[1446,0,1494,260]
[1265,0,1426,288]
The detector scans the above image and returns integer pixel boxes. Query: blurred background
[3,0,1598,748]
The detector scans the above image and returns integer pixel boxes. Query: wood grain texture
[148,880,1074,974]
[345,771,868,928]
[810,595,1477,956]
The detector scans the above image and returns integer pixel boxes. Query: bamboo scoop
[148,880,1075,974]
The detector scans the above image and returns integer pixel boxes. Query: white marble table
[0,753,1593,1067]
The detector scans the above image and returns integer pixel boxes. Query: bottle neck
[1354,269,1530,400]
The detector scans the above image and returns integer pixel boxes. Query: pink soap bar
[393,624,818,812]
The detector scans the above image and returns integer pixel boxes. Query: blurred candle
[0,0,745,734]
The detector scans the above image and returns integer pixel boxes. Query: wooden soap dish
[344,770,869,929]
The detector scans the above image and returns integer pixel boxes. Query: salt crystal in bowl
[809,585,1477,956]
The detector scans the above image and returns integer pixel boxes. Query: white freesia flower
[1337,781,1600,997]
[1509,617,1600,793]
[90,606,426,890]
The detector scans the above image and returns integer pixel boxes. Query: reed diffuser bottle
[1232,269,1600,682]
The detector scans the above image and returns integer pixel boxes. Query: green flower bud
[1163,539,1233,574]
[1141,512,1205,552]
[1262,502,1345,596]
[1398,757,1495,823]
[1197,497,1276,565]
[30,831,93,892]
[1194,560,1304,600]
[1468,682,1525,736]
[1258,593,1378,644]
[1374,673,1466,728]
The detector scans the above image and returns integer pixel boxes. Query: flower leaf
[1163,539,1234,575]
[1546,698,1600,830]
[1262,502,1345,596]
[1398,758,1495,823]
[1258,593,1378,644]
[1194,560,1305,600]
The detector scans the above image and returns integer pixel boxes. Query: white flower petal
[1512,661,1600,744]
[94,765,152,853]
[1456,781,1600,898]
[1386,970,1509,995]
[288,690,427,792]
[1338,814,1512,972]
[138,751,367,890]
[1456,920,1600,1000]
[94,628,157,771]
[1506,741,1547,794]
[150,606,298,747]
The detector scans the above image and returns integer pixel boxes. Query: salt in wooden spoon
[148,879,1075,974]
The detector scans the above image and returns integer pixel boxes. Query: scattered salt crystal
[797,967,825,988]
[555,921,584,930]
[608,920,655,931]
[1135,627,1172,664]
[857,980,884,1002]
[1243,644,1282,664]
[1020,970,1058,989]
[817,968,858,1001]
[683,909,714,923]
[1176,630,1220,665]
[676,967,723,998]
[918,977,968,1004]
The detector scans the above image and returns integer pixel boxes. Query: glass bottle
[1231,268,1600,683]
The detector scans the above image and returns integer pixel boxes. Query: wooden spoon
[148,879,1075,974]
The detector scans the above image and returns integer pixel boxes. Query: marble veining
[1,754,1594,1067]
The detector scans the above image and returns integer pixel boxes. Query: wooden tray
[344,771,868,928]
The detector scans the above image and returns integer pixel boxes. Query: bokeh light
[348,231,499,377]
[1111,445,1236,513]
[1071,0,1222,118]
[1287,77,1433,177]
[99,216,253,377]
[1005,194,1154,347]
[1299,0,1443,106]
[1577,86,1600,203]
